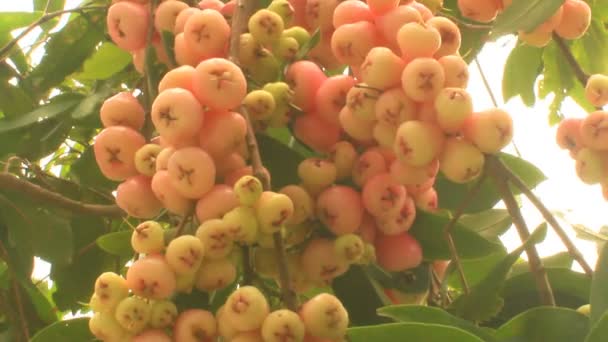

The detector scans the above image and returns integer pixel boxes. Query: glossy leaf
[348,322,484,342]
[378,305,497,341]
[447,251,508,291]
[458,209,512,239]
[590,242,608,327]
[96,231,133,257]
[76,43,132,81]
[0,94,82,133]
[448,224,547,322]
[491,0,565,38]
[30,317,92,342]
[511,252,574,276]
[0,11,43,35]
[586,311,608,342]
[436,153,546,213]
[409,211,504,260]
[502,42,543,106]
[496,307,589,342]
[257,133,307,189]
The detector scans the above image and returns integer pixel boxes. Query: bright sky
[1,1,605,278]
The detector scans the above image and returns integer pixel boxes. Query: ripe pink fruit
[333,0,374,28]
[126,256,177,300]
[293,114,341,153]
[555,0,591,39]
[375,88,417,127]
[301,239,348,284]
[199,0,224,11]
[316,185,364,235]
[215,152,247,178]
[193,58,247,111]
[285,60,327,112]
[174,309,217,342]
[99,92,145,130]
[151,170,193,215]
[174,7,200,34]
[184,9,230,57]
[151,88,204,146]
[457,0,499,23]
[94,126,145,181]
[537,6,564,33]
[394,120,446,166]
[375,5,422,51]
[116,175,163,219]
[155,147,175,172]
[580,111,608,150]
[362,173,408,217]
[315,75,356,126]
[158,65,195,93]
[397,22,442,59]
[439,54,470,88]
[174,32,205,66]
[439,137,485,183]
[390,158,439,186]
[462,108,513,154]
[401,57,446,102]
[195,184,239,222]
[556,117,585,157]
[375,232,423,271]
[413,186,438,212]
[427,16,462,58]
[368,0,400,16]
[167,147,216,199]
[199,111,248,159]
[107,2,149,51]
[352,149,388,187]
[375,196,417,235]
[331,21,380,67]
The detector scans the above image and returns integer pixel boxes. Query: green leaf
[590,242,608,328]
[0,80,36,118]
[348,322,485,342]
[34,0,66,31]
[31,317,93,342]
[257,133,307,189]
[571,19,608,75]
[19,280,59,324]
[76,43,132,81]
[96,231,133,257]
[458,209,513,239]
[502,42,543,106]
[25,13,104,94]
[436,153,546,213]
[333,265,392,326]
[491,0,565,38]
[496,307,589,342]
[448,223,547,322]
[409,211,504,260]
[448,251,508,291]
[511,252,573,276]
[70,147,118,191]
[0,11,43,35]
[378,305,497,341]
[71,83,116,119]
[0,191,73,265]
[498,268,591,324]
[586,311,608,342]
[0,94,82,133]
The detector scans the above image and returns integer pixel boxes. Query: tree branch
[0,173,124,217]
[492,158,594,276]
[487,156,556,306]
[0,5,107,61]
[552,34,590,86]
[228,0,296,310]
[443,173,487,295]
[142,0,160,140]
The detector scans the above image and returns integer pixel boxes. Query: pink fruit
[126,256,177,300]
[315,75,356,126]
[375,5,422,51]
[352,149,388,187]
[331,21,380,67]
[375,196,417,235]
[174,309,217,342]
[199,111,248,159]
[116,176,163,219]
[107,2,149,51]
[184,9,230,57]
[375,88,417,127]
[94,126,146,181]
[316,185,364,235]
[167,147,216,199]
[333,0,374,28]
[362,173,408,217]
[155,0,189,33]
[375,232,423,271]
[285,60,328,112]
[368,0,400,16]
[195,184,239,222]
[151,88,204,146]
[401,57,445,102]
[293,114,341,153]
[193,58,247,111]
[151,170,193,215]
[301,239,348,284]
[158,65,195,93]
[99,92,145,130]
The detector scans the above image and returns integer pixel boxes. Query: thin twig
[443,173,487,295]
[0,6,107,61]
[552,34,590,86]
[229,0,297,311]
[487,155,556,306]
[0,173,124,217]
[142,0,159,140]
[493,158,594,276]
[241,245,254,285]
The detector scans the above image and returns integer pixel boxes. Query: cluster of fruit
[88,215,348,341]
[556,74,608,200]
[457,0,591,47]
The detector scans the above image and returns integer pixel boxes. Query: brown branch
[142,0,160,140]
[487,155,556,306]
[492,158,594,276]
[228,0,296,310]
[552,33,590,86]
[443,173,487,295]
[0,6,107,61]
[0,173,124,217]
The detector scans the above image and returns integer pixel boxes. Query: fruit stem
[487,155,556,307]
[443,174,487,295]
[228,0,297,310]
[0,172,124,217]
[491,156,594,277]
[142,0,160,140]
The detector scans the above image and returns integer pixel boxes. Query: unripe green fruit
[263,82,294,113]
[149,300,178,329]
[165,235,205,275]
[134,144,163,177]
[256,191,295,234]
[273,36,299,61]
[243,90,276,121]
[355,243,377,265]
[249,9,285,44]
[334,234,365,264]
[299,293,349,340]
[94,272,129,313]
[89,312,130,341]
[239,33,266,66]
[262,309,305,342]
[131,221,165,255]
[114,296,152,334]
[267,0,295,26]
[283,26,311,48]
[234,175,264,206]
[224,286,271,332]
[223,206,260,244]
